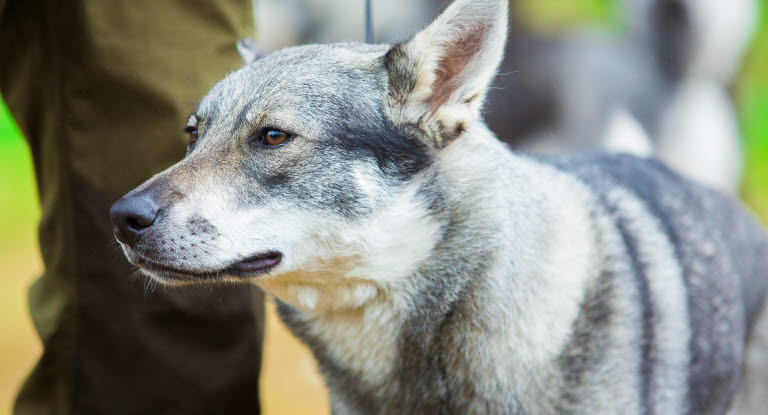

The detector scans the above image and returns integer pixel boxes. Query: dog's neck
[268,123,601,410]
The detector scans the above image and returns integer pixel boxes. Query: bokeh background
[1,0,766,414]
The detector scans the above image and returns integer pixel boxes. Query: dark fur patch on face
[260,171,291,189]
[328,101,434,181]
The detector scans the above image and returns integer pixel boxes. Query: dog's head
[110,0,507,310]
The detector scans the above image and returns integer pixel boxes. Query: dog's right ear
[383,0,508,149]
[237,38,269,65]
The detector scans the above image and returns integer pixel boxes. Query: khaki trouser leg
[0,1,265,413]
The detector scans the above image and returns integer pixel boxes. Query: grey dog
[110,0,768,413]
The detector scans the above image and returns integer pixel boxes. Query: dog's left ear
[237,38,269,65]
[384,0,508,148]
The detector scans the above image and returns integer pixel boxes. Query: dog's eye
[259,129,291,147]
[184,125,198,148]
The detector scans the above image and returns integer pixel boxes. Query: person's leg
[0,1,265,414]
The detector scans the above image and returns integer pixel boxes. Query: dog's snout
[109,193,161,246]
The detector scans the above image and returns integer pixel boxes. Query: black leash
[365,0,374,43]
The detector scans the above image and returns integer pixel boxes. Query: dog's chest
[305,302,402,386]
[278,298,545,415]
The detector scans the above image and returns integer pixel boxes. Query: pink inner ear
[429,21,488,113]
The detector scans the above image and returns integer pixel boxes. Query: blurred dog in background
[257,0,758,193]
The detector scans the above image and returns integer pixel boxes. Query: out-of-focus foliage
[739,3,768,221]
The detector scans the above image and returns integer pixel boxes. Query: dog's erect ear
[384,0,508,148]
[237,38,269,65]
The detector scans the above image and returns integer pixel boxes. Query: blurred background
[1,0,766,414]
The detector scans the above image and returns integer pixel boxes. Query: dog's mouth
[133,251,283,282]
[225,251,283,276]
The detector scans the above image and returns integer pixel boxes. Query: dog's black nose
[109,193,160,246]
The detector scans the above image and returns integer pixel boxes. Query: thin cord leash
[365,0,374,43]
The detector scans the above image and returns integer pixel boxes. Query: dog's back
[550,153,768,414]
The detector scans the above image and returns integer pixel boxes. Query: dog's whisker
[128,268,144,281]
[199,239,233,256]
[110,241,125,253]
[142,275,152,297]
[195,242,228,263]
[217,233,236,251]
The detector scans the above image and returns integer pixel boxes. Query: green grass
[0,99,40,250]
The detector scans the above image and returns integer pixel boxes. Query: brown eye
[260,129,290,147]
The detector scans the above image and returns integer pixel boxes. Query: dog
[110,0,768,413]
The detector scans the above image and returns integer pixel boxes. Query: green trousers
[0,1,265,413]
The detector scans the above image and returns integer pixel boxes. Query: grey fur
[112,0,768,413]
